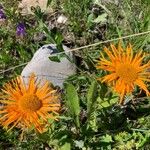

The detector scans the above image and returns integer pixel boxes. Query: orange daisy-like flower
[96,43,150,104]
[0,74,60,133]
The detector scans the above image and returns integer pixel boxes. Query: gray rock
[18,0,53,15]
[21,44,76,87]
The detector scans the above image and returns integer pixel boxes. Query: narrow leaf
[86,81,98,131]
[87,81,97,116]
[65,83,80,128]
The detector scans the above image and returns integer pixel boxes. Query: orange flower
[96,43,150,104]
[0,74,60,133]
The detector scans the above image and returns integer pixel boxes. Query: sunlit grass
[0,0,150,149]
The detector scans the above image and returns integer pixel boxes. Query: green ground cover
[0,0,150,149]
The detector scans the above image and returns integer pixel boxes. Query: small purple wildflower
[16,23,26,37]
[0,9,6,19]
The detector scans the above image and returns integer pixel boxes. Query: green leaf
[47,0,52,7]
[86,81,98,131]
[93,13,107,23]
[137,132,150,148]
[49,56,61,62]
[87,14,94,27]
[56,43,64,52]
[42,24,55,43]
[65,83,80,128]
[59,142,71,150]
[49,53,67,63]
[87,81,97,116]
[101,134,113,143]
[97,93,118,109]
[88,111,97,131]
[53,130,72,150]
[32,6,44,20]
[74,140,84,149]
[55,33,63,45]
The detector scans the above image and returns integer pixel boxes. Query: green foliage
[0,0,150,149]
[63,0,91,35]
[86,80,98,131]
[47,0,53,7]
[65,83,80,128]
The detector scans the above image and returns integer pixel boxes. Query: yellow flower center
[19,94,42,111]
[116,64,138,83]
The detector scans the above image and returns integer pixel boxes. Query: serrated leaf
[87,81,97,116]
[65,83,80,128]
[101,134,113,143]
[88,111,97,131]
[97,93,118,109]
[86,81,98,131]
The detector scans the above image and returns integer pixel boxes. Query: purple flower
[16,23,26,37]
[0,9,6,19]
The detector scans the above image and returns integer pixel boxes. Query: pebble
[57,15,68,24]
